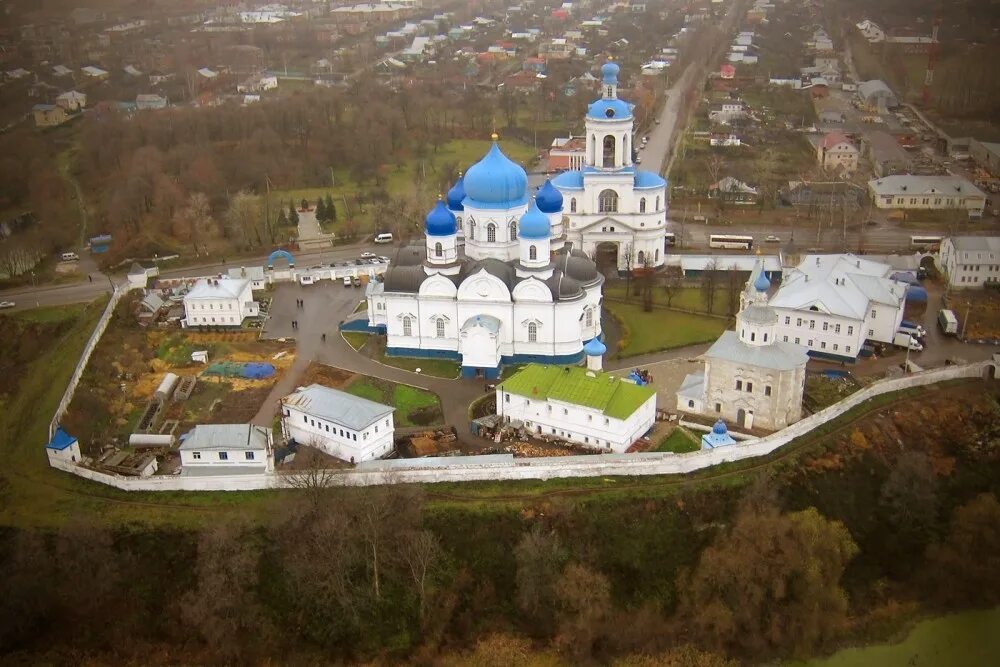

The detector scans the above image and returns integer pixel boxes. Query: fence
[48,360,997,492]
[48,286,131,442]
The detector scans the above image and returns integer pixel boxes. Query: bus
[709,234,754,250]
[910,235,943,250]
[664,232,676,247]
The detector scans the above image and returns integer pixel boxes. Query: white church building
[678,263,809,431]
[552,58,669,272]
[364,135,605,379]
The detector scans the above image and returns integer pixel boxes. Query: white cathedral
[365,137,604,379]
[552,59,669,272]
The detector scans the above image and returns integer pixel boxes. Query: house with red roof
[816,132,859,173]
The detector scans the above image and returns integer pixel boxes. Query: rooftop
[498,364,655,420]
[185,277,250,300]
[282,384,393,431]
[946,236,1000,253]
[868,175,986,199]
[769,254,904,319]
[180,424,269,451]
[705,331,808,370]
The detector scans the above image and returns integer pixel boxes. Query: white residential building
[179,424,273,475]
[228,265,266,289]
[939,236,1000,288]
[281,384,395,462]
[856,19,885,42]
[868,175,987,218]
[678,263,808,430]
[496,353,657,453]
[182,277,259,327]
[708,101,747,124]
[817,132,859,173]
[767,254,908,361]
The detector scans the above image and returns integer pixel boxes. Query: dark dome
[461,257,518,290]
[393,245,426,266]
[383,265,427,293]
[546,271,583,300]
[564,256,599,284]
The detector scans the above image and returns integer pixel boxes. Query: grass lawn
[791,608,1000,667]
[342,331,370,351]
[603,301,728,358]
[655,428,700,453]
[378,353,460,379]
[345,377,443,427]
[605,284,733,316]
[9,303,87,324]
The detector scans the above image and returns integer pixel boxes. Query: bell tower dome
[584,57,634,170]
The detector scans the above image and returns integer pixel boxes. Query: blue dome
[536,179,563,213]
[424,199,457,237]
[601,60,620,85]
[754,270,771,292]
[712,419,728,435]
[519,199,550,240]
[587,98,633,120]
[446,174,465,211]
[583,337,606,356]
[463,140,528,208]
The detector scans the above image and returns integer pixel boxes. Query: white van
[374,232,394,244]
[60,252,79,262]
[343,275,353,287]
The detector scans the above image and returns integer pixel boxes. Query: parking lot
[261,280,366,343]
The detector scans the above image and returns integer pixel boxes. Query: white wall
[180,447,270,469]
[48,363,996,491]
[283,405,394,462]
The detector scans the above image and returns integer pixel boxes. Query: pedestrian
[322,333,326,342]
[88,274,93,283]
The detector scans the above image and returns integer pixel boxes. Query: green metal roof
[497,364,655,420]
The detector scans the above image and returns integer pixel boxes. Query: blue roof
[425,199,457,236]
[47,427,78,451]
[702,420,736,449]
[552,170,584,189]
[519,199,551,240]
[446,174,466,211]
[536,179,563,213]
[754,270,771,292]
[463,141,528,209]
[634,170,667,189]
[712,419,728,435]
[587,98,632,120]
[583,337,607,356]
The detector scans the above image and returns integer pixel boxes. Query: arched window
[529,245,537,260]
[434,241,442,257]
[602,135,616,168]
[655,196,660,210]
[527,321,537,343]
[637,250,645,266]
[436,318,445,338]
[487,223,496,243]
[598,189,618,213]
[570,198,577,213]
[585,307,594,327]
[402,316,412,337]
[468,220,476,241]
[655,248,660,262]
[509,220,517,241]
[639,197,646,213]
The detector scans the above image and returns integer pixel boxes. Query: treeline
[3,384,1000,665]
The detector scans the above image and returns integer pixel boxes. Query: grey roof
[282,384,393,430]
[180,424,269,451]
[705,331,809,371]
[228,266,265,281]
[858,79,897,105]
[382,265,428,292]
[555,250,601,285]
[545,271,583,299]
[867,175,985,199]
[140,293,166,312]
[185,277,250,300]
[769,254,904,319]
[393,245,426,266]
[946,236,1000,252]
[677,372,705,400]
[740,304,778,325]
[461,257,518,289]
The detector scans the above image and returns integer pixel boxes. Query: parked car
[352,276,362,287]
[764,235,781,243]
[899,319,927,338]
[377,256,390,263]
[359,252,376,259]
[343,275,352,287]
[0,301,15,309]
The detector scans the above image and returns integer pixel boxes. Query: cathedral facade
[552,59,669,272]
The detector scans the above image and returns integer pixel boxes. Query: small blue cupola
[601,59,620,85]
[583,337,606,356]
[519,199,551,240]
[424,198,457,236]
[446,173,466,211]
[754,269,771,292]
[536,179,564,214]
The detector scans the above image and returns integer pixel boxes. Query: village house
[135,94,168,110]
[182,277,259,328]
[497,351,657,454]
[548,135,587,171]
[32,104,70,127]
[55,90,86,112]
[708,101,746,124]
[868,175,987,218]
[179,424,274,475]
[970,139,1000,178]
[708,177,759,205]
[816,132,859,173]
[46,427,82,466]
[281,384,395,462]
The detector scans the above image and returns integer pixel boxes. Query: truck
[898,320,927,338]
[938,309,959,335]
[892,332,924,351]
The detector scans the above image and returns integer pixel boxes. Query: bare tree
[725,263,742,316]
[700,258,718,314]
[400,529,443,625]
[662,266,683,307]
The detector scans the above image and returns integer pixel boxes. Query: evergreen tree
[300,198,309,211]
[326,194,336,222]
[276,207,288,227]
[288,201,299,226]
[315,196,327,221]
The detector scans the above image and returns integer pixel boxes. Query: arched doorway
[595,241,618,273]
[736,408,746,428]
[603,135,616,167]
[267,248,295,269]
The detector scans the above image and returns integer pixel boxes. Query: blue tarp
[47,427,77,450]
[242,363,276,379]
[905,285,928,303]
